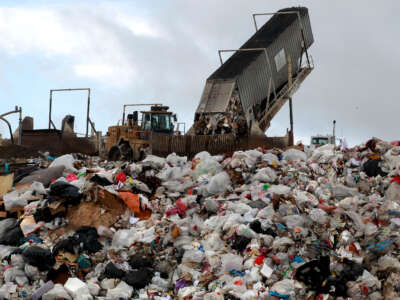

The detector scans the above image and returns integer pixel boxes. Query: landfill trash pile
[1,138,400,299]
[192,92,248,136]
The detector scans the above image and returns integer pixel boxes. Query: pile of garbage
[1,137,400,299]
[192,91,248,136]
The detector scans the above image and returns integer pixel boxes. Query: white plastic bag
[193,159,222,179]
[43,284,72,300]
[384,147,400,172]
[64,278,92,300]
[3,189,32,211]
[106,281,133,299]
[49,154,77,173]
[294,190,319,208]
[266,184,291,197]
[206,172,231,195]
[142,155,166,168]
[309,208,328,224]
[166,153,187,167]
[261,153,279,164]
[221,253,243,272]
[236,224,257,239]
[272,237,294,249]
[111,229,135,248]
[252,167,277,183]
[194,151,212,162]
[282,149,306,162]
[270,279,295,297]
[182,250,204,264]
[310,144,336,163]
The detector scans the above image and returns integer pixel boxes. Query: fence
[150,132,291,158]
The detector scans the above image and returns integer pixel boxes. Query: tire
[108,145,121,161]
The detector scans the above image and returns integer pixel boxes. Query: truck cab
[307,135,336,151]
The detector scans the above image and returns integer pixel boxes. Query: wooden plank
[0,174,13,196]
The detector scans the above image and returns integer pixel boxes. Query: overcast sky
[0,0,399,146]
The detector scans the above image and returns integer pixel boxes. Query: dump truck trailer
[191,6,313,135]
[150,7,314,158]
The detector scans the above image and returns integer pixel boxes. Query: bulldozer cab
[141,109,174,134]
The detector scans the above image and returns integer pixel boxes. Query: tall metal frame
[48,88,95,137]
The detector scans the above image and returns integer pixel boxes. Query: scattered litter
[0,138,400,298]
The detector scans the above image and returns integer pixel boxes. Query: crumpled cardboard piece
[0,173,13,196]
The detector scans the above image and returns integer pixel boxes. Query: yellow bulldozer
[106,104,182,161]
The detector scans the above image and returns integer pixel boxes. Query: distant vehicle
[307,121,337,151]
[309,135,335,149]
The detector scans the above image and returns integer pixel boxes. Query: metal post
[18,107,22,145]
[49,91,52,129]
[86,88,91,137]
[289,98,293,132]
[333,120,336,145]
[122,105,126,126]
[218,50,223,65]
[289,97,294,146]
[252,14,258,32]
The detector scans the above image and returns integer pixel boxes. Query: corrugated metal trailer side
[237,8,313,115]
[195,7,313,118]
[195,79,235,114]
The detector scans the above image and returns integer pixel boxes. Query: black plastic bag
[129,253,153,269]
[0,221,24,246]
[123,268,153,289]
[49,181,82,205]
[104,262,126,279]
[22,246,55,271]
[34,206,65,223]
[363,159,387,177]
[52,236,80,256]
[295,256,330,289]
[75,226,103,253]
[231,235,251,252]
[250,220,276,236]
[52,226,102,255]
[90,174,112,186]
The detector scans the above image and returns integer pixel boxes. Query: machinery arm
[0,116,14,144]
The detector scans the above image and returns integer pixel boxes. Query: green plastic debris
[77,255,91,269]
